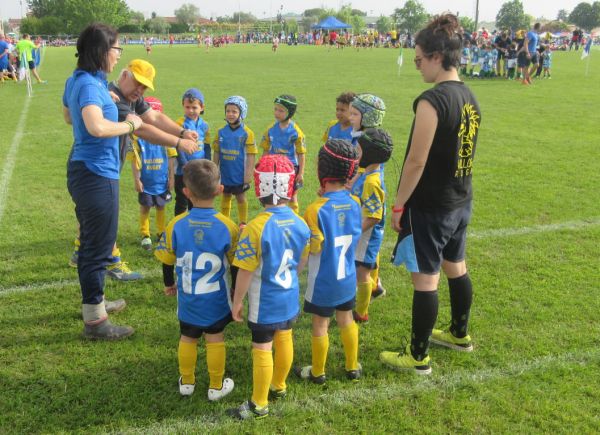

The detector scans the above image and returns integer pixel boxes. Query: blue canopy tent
[311,16,352,30]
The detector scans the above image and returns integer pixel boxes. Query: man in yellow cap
[69,59,200,282]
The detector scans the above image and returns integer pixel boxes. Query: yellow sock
[289,201,299,214]
[251,348,273,407]
[271,329,293,391]
[311,334,329,377]
[139,210,150,237]
[178,340,198,385]
[156,208,166,235]
[221,194,233,218]
[370,254,380,291]
[237,200,248,224]
[112,245,121,259]
[355,281,372,316]
[73,237,80,251]
[340,322,359,371]
[206,342,226,390]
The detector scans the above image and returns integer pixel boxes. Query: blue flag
[581,38,592,59]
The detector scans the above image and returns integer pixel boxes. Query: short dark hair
[534,23,541,30]
[336,92,356,105]
[415,13,462,71]
[76,23,118,73]
[183,160,220,200]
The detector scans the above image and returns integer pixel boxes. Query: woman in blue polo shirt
[63,23,143,340]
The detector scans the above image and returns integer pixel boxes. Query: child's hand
[296,173,304,185]
[109,90,121,103]
[163,285,177,296]
[134,178,143,193]
[168,177,175,191]
[232,301,244,322]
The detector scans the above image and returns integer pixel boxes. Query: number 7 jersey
[304,190,362,307]
[155,208,239,327]
[233,206,310,325]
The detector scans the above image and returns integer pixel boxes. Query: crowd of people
[0,33,46,83]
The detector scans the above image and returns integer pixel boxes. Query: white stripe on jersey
[305,252,321,303]
[248,261,263,323]
[355,227,374,262]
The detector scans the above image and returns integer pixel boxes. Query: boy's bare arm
[362,216,379,233]
[232,268,253,322]
[131,160,143,193]
[244,154,256,184]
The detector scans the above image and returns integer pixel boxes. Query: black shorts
[529,52,539,65]
[180,313,233,338]
[391,203,472,274]
[517,52,528,68]
[223,184,249,195]
[138,191,171,207]
[248,317,297,343]
[304,297,355,317]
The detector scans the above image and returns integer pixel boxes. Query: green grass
[1,43,600,434]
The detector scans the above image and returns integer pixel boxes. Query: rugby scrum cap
[352,94,386,128]
[357,128,393,168]
[182,88,205,104]
[254,154,295,204]
[144,96,163,112]
[274,94,297,121]
[224,96,248,121]
[127,59,155,90]
[318,139,359,187]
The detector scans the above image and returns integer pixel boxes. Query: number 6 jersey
[233,206,310,325]
[155,208,239,327]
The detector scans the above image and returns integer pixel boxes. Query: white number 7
[334,235,352,280]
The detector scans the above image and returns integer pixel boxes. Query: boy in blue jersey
[155,159,238,401]
[174,88,212,216]
[127,97,176,250]
[322,92,356,145]
[260,94,306,214]
[296,139,363,384]
[350,128,394,323]
[213,96,257,226]
[229,154,310,420]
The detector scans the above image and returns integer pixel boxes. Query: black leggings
[174,174,192,216]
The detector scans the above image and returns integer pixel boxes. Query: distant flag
[397,46,404,76]
[581,38,592,59]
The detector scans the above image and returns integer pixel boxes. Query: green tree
[303,8,325,18]
[174,3,200,28]
[495,0,529,31]
[318,8,337,21]
[145,17,170,34]
[232,12,257,24]
[375,15,392,34]
[351,14,365,33]
[285,18,298,34]
[20,17,41,35]
[27,0,66,18]
[335,5,352,25]
[557,9,569,21]
[351,9,367,17]
[459,16,476,33]
[38,16,64,35]
[300,14,318,32]
[392,0,429,34]
[568,2,596,31]
[593,2,600,26]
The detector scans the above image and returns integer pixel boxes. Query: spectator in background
[15,34,46,84]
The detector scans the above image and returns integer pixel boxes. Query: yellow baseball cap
[127,59,155,90]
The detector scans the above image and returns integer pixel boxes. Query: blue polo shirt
[0,40,9,69]
[527,30,539,53]
[63,69,120,179]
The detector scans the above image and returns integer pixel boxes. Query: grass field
[1,43,600,434]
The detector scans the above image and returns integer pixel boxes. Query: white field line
[117,348,600,434]
[2,217,599,298]
[0,97,31,224]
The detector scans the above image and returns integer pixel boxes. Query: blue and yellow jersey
[233,206,310,325]
[322,120,354,144]
[155,208,239,327]
[174,116,211,175]
[304,190,362,307]
[260,121,306,166]
[127,137,176,196]
[213,123,257,186]
[350,165,386,264]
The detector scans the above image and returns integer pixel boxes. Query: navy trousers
[67,161,119,305]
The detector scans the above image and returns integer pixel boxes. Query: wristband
[392,206,405,213]
[179,128,186,138]
[124,120,135,134]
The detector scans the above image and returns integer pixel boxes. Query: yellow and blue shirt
[127,137,176,196]
[233,206,310,325]
[260,121,306,166]
[350,166,386,264]
[213,123,257,186]
[155,208,239,327]
[322,120,354,144]
[304,190,362,307]
[175,116,211,176]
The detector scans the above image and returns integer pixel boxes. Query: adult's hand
[126,113,143,130]
[178,138,199,154]
[181,129,199,142]
[390,209,403,233]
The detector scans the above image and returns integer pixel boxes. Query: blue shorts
[138,191,171,207]
[392,203,471,274]
[223,184,249,195]
[304,297,355,317]
[179,313,232,338]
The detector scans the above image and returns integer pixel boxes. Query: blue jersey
[0,40,9,69]
[351,166,386,265]
[260,121,306,166]
[233,206,310,325]
[471,47,479,63]
[155,208,239,327]
[63,69,120,179]
[527,30,539,54]
[304,190,362,307]
[543,51,552,68]
[213,123,257,186]
[128,137,176,196]
[175,116,211,176]
[322,120,353,144]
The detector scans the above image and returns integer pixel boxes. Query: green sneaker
[430,329,473,352]
[228,400,269,420]
[379,345,431,375]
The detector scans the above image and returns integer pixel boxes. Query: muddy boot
[83,319,134,340]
